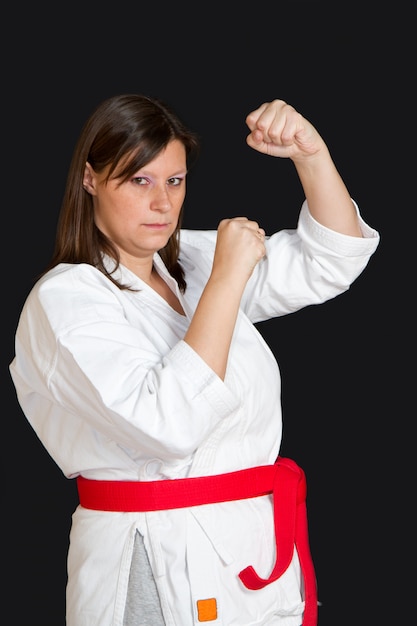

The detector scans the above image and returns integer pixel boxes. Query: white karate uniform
[9,202,379,625]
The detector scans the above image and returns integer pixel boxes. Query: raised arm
[245,99,362,237]
[184,99,363,380]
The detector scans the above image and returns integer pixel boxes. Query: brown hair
[41,94,200,292]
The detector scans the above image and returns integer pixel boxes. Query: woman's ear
[83,162,96,195]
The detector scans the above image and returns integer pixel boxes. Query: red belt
[77,456,318,626]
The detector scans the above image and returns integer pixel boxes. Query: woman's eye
[168,177,183,186]
[133,177,148,185]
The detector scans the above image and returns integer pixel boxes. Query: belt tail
[238,457,318,626]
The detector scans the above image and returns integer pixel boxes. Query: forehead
[115,139,187,178]
[144,140,187,168]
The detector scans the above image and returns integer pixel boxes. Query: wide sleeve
[240,200,380,322]
[10,263,240,464]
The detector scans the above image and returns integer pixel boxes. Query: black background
[4,2,412,624]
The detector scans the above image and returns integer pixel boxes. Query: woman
[9,94,379,625]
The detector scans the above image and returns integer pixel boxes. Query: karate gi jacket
[9,201,380,625]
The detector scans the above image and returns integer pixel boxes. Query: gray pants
[123,530,166,626]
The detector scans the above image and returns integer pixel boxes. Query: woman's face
[84,139,187,269]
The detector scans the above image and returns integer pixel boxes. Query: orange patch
[196,597,218,621]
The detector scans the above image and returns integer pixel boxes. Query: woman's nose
[150,185,171,212]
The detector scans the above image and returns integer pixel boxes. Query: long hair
[41,94,200,292]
